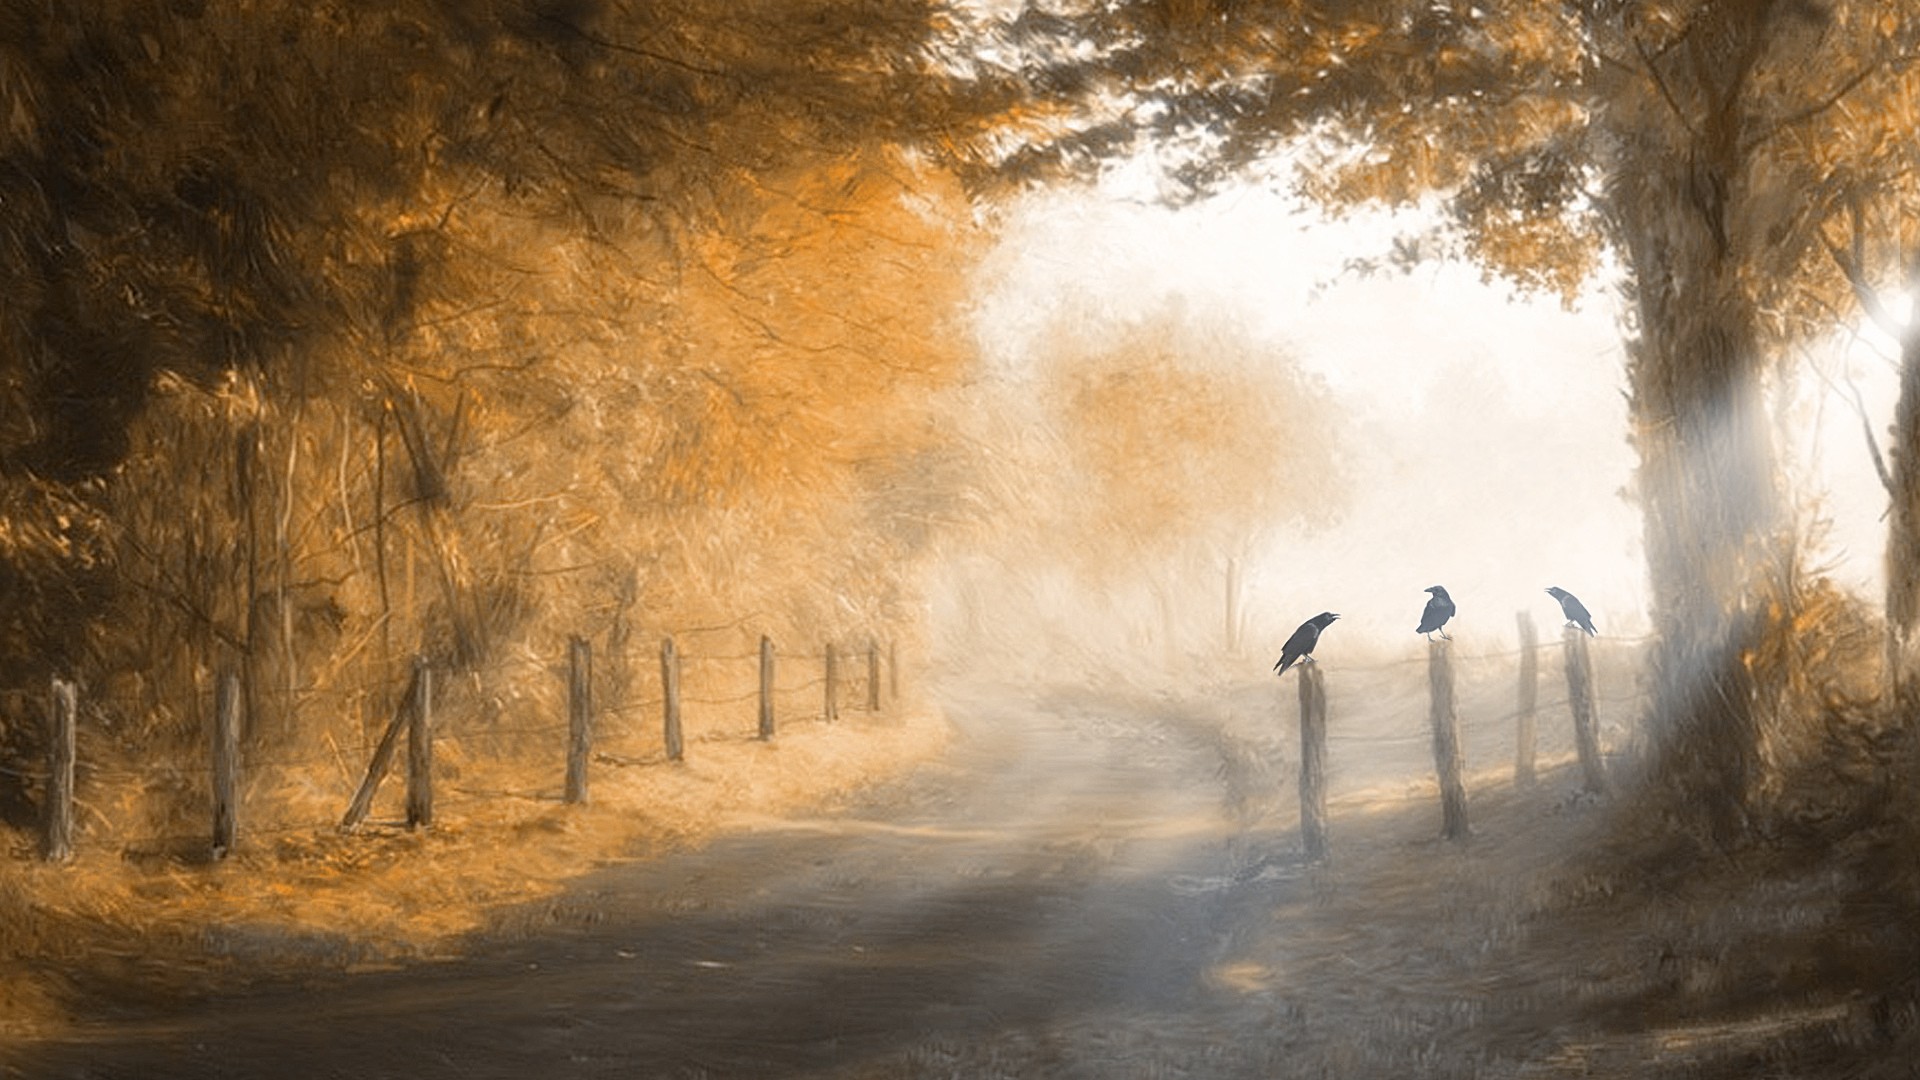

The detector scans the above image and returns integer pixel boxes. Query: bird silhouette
[1545,586,1597,636]
[1274,612,1340,676]
[1416,586,1456,640]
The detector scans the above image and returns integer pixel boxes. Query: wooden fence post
[342,664,421,830]
[212,671,241,859]
[565,636,593,805]
[1297,663,1329,861]
[1515,610,1539,788]
[45,678,76,863]
[661,636,683,761]
[889,639,899,703]
[867,638,881,711]
[824,642,839,722]
[406,656,433,829]
[1428,639,1470,841]
[1562,627,1609,795]
[758,635,776,740]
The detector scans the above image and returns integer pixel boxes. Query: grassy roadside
[1202,738,1920,1078]
[0,704,950,1039]
[1116,634,1920,1078]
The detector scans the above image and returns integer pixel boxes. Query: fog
[937,184,1654,675]
[929,178,1911,687]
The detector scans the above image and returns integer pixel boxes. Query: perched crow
[1274,612,1340,676]
[1416,585,1456,640]
[1546,586,1597,636]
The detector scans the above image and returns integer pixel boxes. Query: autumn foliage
[0,0,982,837]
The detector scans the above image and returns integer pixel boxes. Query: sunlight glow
[956,180,1648,668]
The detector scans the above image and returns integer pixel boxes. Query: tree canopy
[0,0,991,789]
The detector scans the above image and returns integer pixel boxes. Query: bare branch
[1823,214,1905,339]
[1807,341,1895,497]
[1631,32,1700,139]
[530,7,729,80]
[1743,52,1903,155]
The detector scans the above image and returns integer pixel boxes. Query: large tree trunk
[1601,1,1786,843]
[1624,246,1779,843]
[1884,322,1920,710]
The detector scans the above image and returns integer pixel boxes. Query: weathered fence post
[758,635,776,740]
[661,636,683,762]
[866,638,881,711]
[212,671,242,858]
[1297,663,1329,861]
[824,642,839,722]
[406,656,433,829]
[1515,610,1539,788]
[1428,639,1470,841]
[889,639,899,703]
[1562,627,1609,794]
[565,636,593,805]
[45,678,76,863]
[342,663,422,830]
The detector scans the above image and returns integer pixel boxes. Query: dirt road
[12,686,1325,1079]
[13,662,1908,1078]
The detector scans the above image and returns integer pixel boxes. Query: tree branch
[1743,52,1902,155]
[530,7,730,80]
[1630,31,1699,139]
[1823,206,1905,339]
[1807,341,1894,497]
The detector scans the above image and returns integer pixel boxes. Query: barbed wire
[1303,633,1657,675]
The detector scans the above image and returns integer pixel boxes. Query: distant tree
[938,0,1920,840]
[1056,325,1343,659]
[950,302,1342,664]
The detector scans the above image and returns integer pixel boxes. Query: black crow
[1546,586,1597,636]
[1274,612,1340,676]
[1416,585,1455,640]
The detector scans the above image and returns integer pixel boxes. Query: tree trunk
[1885,322,1920,710]
[1601,6,1784,843]
[1624,247,1776,842]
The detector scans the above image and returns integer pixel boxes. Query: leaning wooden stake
[888,639,899,703]
[758,635,776,740]
[1297,663,1329,861]
[661,636,684,762]
[212,671,242,858]
[1562,627,1609,794]
[342,661,422,831]
[405,657,433,829]
[565,636,593,805]
[45,678,76,863]
[823,642,839,722]
[1515,610,1539,788]
[1429,639,1470,841]
[866,639,881,711]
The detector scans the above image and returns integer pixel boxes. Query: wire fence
[3,619,1659,864]
[1285,620,1655,853]
[0,630,901,863]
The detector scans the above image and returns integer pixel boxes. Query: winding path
[18,688,1305,1079]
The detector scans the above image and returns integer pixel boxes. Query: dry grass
[0,703,949,1038]
[1174,599,1920,1076]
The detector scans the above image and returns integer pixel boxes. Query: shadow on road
[9,681,1917,1079]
